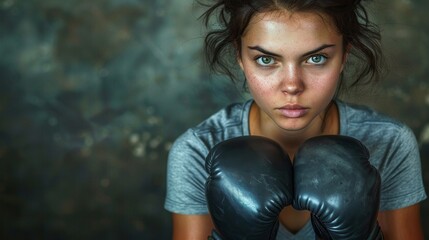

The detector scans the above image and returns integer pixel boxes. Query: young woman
[164,0,427,239]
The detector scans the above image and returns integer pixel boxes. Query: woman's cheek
[308,70,340,90]
[250,69,280,88]
[248,76,274,95]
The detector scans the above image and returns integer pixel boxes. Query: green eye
[307,55,327,65]
[256,56,274,66]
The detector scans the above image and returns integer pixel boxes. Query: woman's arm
[378,203,424,240]
[172,213,215,240]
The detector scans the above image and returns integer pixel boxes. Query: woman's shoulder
[336,99,417,147]
[194,100,252,132]
[170,100,253,154]
[337,99,410,131]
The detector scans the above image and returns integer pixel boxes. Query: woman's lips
[278,105,309,118]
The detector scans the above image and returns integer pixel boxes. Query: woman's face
[238,10,346,133]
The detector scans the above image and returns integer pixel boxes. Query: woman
[164,0,427,239]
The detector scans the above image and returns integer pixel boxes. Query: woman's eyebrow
[248,44,336,58]
[248,46,281,57]
[302,44,336,57]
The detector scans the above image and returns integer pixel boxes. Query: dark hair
[199,0,384,91]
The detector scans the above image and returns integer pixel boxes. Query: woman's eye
[256,56,275,66]
[306,55,327,65]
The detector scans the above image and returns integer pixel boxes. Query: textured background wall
[0,0,427,239]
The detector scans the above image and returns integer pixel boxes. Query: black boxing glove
[293,135,383,240]
[205,136,294,240]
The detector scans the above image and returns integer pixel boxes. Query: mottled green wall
[0,0,427,239]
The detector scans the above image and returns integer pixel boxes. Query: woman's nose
[281,64,304,95]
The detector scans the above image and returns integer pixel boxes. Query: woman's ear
[237,54,244,70]
[236,45,244,70]
[341,43,352,72]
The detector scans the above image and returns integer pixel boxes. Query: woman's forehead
[244,9,337,35]
[242,10,341,43]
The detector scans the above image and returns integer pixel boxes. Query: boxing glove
[293,135,383,240]
[205,136,294,240]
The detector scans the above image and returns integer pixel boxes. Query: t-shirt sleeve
[164,129,210,214]
[378,125,427,211]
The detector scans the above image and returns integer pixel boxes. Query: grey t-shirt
[164,99,427,239]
